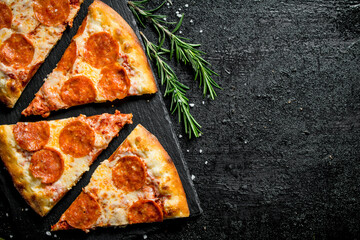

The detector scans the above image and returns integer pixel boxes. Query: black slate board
[0,0,202,239]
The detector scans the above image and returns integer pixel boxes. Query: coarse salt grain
[179,134,182,138]
[190,19,194,23]
[205,161,208,164]
[199,149,203,153]
[143,235,148,239]
[191,174,196,180]
[186,149,189,152]
[189,103,195,107]
[46,231,51,236]
[185,4,189,7]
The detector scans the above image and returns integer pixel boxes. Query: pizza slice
[0,0,84,108]
[52,124,189,232]
[22,0,158,117]
[0,110,132,216]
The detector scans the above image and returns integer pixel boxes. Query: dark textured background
[1,0,360,239]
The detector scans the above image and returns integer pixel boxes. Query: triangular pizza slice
[0,110,132,216]
[52,124,189,232]
[0,0,84,107]
[22,0,157,117]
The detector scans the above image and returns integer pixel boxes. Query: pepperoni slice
[59,120,95,158]
[84,32,119,68]
[0,2,12,29]
[60,76,96,106]
[112,156,146,192]
[30,148,64,184]
[98,65,130,101]
[0,34,34,68]
[128,200,163,224]
[57,41,77,73]
[64,192,101,230]
[13,122,50,152]
[33,0,70,27]
[74,16,87,38]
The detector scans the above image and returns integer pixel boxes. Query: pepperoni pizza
[22,0,158,117]
[52,124,189,232]
[0,111,133,216]
[0,0,84,108]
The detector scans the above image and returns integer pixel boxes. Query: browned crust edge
[0,112,133,217]
[0,126,47,216]
[122,124,190,218]
[90,0,158,94]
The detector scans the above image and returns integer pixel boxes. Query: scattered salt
[200,29,203,33]
[185,4,189,7]
[46,231,51,236]
[186,149,189,152]
[143,235,148,239]
[199,149,203,153]
[9,235,13,239]
[179,134,182,138]
[189,103,195,107]
[178,8,181,11]
[25,208,28,211]
[190,19,194,23]
[202,101,205,105]
[205,161,208,165]
[191,174,196,180]
[179,30,182,34]
[5,213,8,217]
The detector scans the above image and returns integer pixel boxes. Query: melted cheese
[4,114,121,215]
[0,0,84,106]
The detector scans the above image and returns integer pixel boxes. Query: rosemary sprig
[141,32,202,138]
[128,0,221,100]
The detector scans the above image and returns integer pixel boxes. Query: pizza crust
[22,0,158,116]
[52,124,189,231]
[0,125,48,215]
[117,124,189,218]
[89,0,157,94]
[0,112,133,216]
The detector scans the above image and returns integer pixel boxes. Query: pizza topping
[84,32,119,68]
[64,192,101,230]
[60,76,96,106]
[33,0,70,27]
[57,41,77,73]
[30,148,64,184]
[98,65,130,101]
[59,120,95,158]
[13,122,50,152]
[0,33,34,68]
[128,200,163,224]
[0,2,12,29]
[75,16,87,37]
[112,156,146,192]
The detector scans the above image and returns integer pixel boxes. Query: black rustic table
[1,0,360,239]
